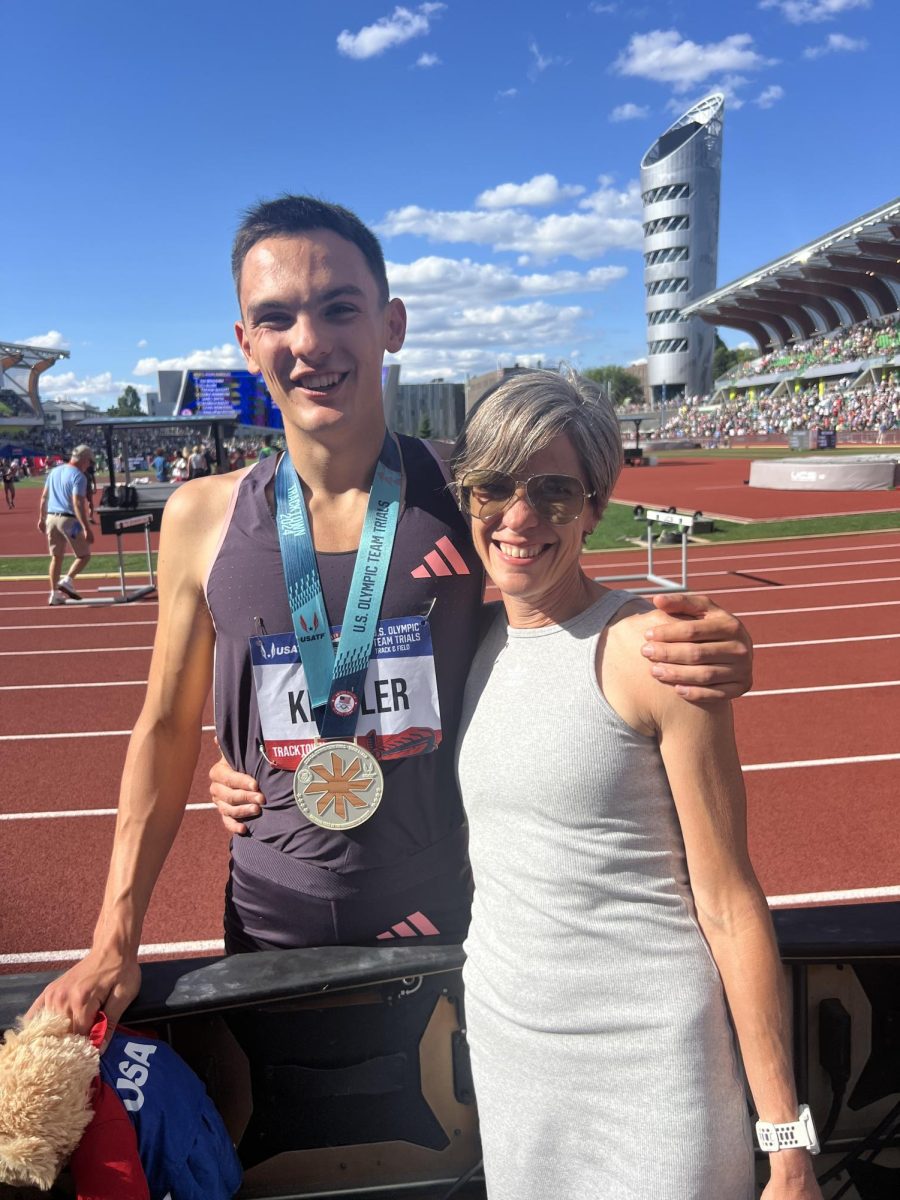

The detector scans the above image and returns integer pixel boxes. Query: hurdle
[90,513,157,604]
[595,509,693,594]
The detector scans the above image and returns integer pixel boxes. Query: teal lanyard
[274,434,402,740]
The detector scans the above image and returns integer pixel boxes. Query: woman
[451,370,821,1199]
[172,446,191,482]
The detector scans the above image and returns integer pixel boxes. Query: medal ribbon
[274,433,401,740]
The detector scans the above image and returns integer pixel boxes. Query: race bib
[251,615,441,770]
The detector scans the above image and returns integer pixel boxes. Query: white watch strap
[755,1104,820,1154]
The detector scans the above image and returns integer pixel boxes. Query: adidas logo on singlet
[411,536,470,579]
[376,911,440,939]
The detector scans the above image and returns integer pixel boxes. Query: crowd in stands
[657,376,899,442]
[17,428,283,475]
[720,315,900,383]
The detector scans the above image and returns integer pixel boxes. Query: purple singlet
[206,438,483,950]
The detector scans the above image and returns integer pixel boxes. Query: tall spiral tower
[640,94,724,403]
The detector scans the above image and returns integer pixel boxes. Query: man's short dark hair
[232,195,390,306]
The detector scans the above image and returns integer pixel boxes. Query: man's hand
[209,754,264,836]
[642,592,753,703]
[25,949,141,1041]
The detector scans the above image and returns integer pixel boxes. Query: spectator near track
[29,196,753,1034]
[151,447,169,482]
[37,444,95,606]
[188,444,208,478]
[2,459,18,509]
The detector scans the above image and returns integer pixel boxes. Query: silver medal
[293,741,384,830]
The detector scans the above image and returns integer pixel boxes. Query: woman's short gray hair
[451,369,623,516]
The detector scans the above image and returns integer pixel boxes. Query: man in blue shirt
[38,444,95,605]
[151,448,169,482]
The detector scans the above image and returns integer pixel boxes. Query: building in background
[145,390,173,417]
[40,397,102,432]
[464,367,532,417]
[390,378,465,439]
[640,93,724,404]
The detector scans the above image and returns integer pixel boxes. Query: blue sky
[2,0,895,407]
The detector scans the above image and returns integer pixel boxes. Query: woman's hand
[643,592,753,702]
[760,1149,823,1199]
[209,754,264,835]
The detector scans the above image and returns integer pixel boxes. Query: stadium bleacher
[656,315,900,442]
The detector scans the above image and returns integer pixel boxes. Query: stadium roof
[682,197,900,350]
[1,339,71,425]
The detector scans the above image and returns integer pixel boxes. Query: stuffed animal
[0,1009,242,1199]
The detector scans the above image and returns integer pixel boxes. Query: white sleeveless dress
[456,591,754,1200]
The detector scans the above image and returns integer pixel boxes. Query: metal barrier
[90,513,157,605]
[596,508,694,594]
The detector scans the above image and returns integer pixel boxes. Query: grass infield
[0,553,158,579]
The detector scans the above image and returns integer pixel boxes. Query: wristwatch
[755,1104,820,1154]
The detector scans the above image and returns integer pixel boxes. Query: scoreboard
[176,370,284,430]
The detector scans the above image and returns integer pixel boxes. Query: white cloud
[133,343,244,375]
[665,74,748,113]
[590,3,618,12]
[380,178,641,263]
[760,0,870,24]
[496,87,518,99]
[476,174,586,209]
[387,256,626,306]
[614,30,774,93]
[754,84,785,107]
[416,52,441,67]
[381,204,642,262]
[19,330,70,351]
[388,345,552,383]
[803,32,868,58]
[337,3,445,60]
[37,370,149,408]
[609,102,650,122]
[528,39,565,79]
[137,338,148,348]
[578,178,642,216]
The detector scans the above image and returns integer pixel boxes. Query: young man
[38,444,95,604]
[32,197,753,1035]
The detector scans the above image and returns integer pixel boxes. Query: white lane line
[704,575,900,598]
[0,680,147,691]
[5,888,900,963]
[0,803,215,821]
[747,680,900,697]
[744,753,900,771]
[0,725,214,741]
[736,600,900,617]
[0,645,153,656]
[595,557,900,584]
[768,884,900,908]
[0,606,157,614]
[586,540,900,571]
[0,939,224,966]
[0,621,156,631]
[755,633,900,648]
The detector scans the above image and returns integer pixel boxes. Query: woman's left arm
[656,693,822,1199]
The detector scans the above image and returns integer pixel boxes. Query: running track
[1,530,899,972]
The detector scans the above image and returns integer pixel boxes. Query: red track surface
[611,455,900,520]
[2,487,899,975]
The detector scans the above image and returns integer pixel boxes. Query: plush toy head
[0,1010,100,1189]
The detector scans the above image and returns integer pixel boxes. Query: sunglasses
[457,470,595,525]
